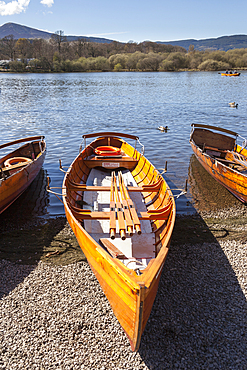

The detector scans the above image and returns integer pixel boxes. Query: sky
[0,0,247,43]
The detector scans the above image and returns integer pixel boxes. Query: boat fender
[4,157,32,168]
[95,146,121,156]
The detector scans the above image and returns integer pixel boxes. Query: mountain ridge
[0,22,114,44]
[1,22,247,51]
[157,34,247,51]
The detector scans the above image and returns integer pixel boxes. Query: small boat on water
[60,132,176,351]
[0,136,46,214]
[190,124,247,203]
[221,72,240,76]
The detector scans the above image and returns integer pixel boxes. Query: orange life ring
[94,146,121,156]
[4,156,32,168]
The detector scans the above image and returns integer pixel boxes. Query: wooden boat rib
[190,124,247,203]
[62,132,176,351]
[0,136,46,214]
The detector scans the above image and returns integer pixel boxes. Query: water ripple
[1,71,246,217]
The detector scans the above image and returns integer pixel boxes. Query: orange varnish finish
[190,142,247,203]
[0,137,46,214]
[190,125,247,204]
[63,133,176,351]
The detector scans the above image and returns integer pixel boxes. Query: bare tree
[1,34,15,60]
[15,38,32,60]
[72,38,88,58]
[51,30,67,54]
[32,39,45,59]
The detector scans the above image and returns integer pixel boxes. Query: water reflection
[188,154,239,211]
[0,168,49,229]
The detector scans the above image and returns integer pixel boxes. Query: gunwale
[0,136,46,214]
[62,132,176,351]
[190,124,247,203]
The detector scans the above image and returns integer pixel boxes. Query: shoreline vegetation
[1,35,247,73]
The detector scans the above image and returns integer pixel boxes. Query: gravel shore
[1,236,246,369]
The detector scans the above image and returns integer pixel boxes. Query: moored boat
[61,132,176,351]
[190,124,247,203]
[0,136,46,214]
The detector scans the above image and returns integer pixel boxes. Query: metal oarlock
[158,161,167,174]
[239,136,247,154]
[46,176,64,203]
[59,159,72,173]
[157,161,187,199]
[137,138,145,155]
[169,179,188,199]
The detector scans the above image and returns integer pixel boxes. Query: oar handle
[120,229,126,240]
[135,225,142,235]
[110,229,115,240]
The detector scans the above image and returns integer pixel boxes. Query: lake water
[1,71,247,221]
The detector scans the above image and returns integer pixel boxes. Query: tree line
[1,32,247,72]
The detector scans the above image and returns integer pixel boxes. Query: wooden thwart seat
[67,171,171,240]
[140,199,172,220]
[203,145,227,153]
[66,176,162,193]
[68,202,171,221]
[100,238,127,259]
[83,156,138,170]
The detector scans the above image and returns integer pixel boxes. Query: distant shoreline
[0,68,245,73]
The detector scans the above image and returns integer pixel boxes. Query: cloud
[40,0,54,7]
[0,0,30,15]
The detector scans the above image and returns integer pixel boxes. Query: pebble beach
[1,215,246,370]
[1,61,247,370]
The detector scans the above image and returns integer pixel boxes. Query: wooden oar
[225,152,247,170]
[119,172,141,235]
[109,172,116,239]
[118,172,133,236]
[113,172,126,240]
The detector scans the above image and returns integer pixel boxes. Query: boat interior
[65,134,174,274]
[84,168,155,272]
[0,139,45,179]
[191,127,247,173]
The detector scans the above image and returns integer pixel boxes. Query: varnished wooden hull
[190,125,247,203]
[62,132,176,351]
[0,136,46,214]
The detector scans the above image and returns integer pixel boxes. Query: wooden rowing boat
[61,132,176,351]
[221,72,240,76]
[0,136,46,214]
[190,124,247,203]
